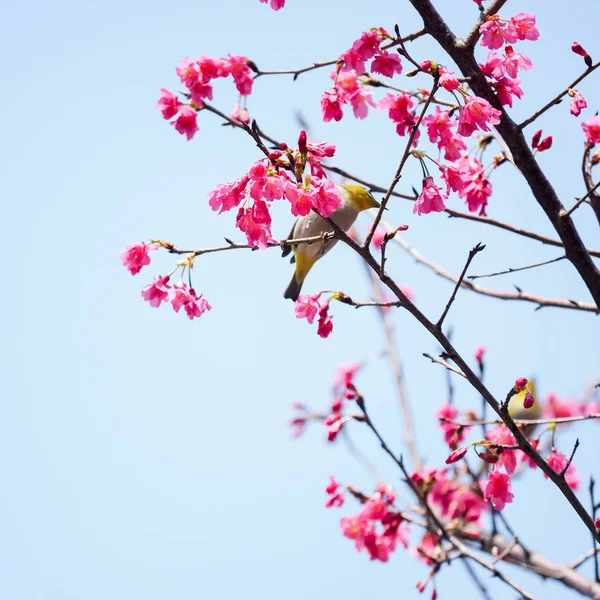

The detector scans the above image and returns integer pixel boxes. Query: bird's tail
[284,272,303,301]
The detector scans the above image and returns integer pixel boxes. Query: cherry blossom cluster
[120,241,211,320]
[259,0,285,9]
[294,292,335,339]
[207,133,340,248]
[157,54,256,140]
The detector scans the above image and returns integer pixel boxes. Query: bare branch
[423,353,467,379]
[469,255,566,281]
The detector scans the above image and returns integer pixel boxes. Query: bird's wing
[281,219,297,258]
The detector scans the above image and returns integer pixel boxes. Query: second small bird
[282,184,380,301]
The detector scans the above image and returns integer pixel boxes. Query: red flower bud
[420,60,432,72]
[537,136,553,152]
[514,377,528,391]
[297,130,308,154]
[523,391,535,409]
[572,42,587,57]
[531,129,542,149]
[595,517,600,530]
[446,446,468,464]
[268,150,282,160]
[480,452,499,464]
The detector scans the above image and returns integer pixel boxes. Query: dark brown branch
[407,0,600,309]
[581,145,600,227]
[463,0,510,48]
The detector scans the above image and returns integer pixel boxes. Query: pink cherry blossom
[184,289,211,320]
[414,176,446,215]
[480,51,504,79]
[422,107,454,145]
[537,135,552,152]
[339,48,367,73]
[176,57,200,88]
[440,164,466,195]
[170,281,191,312]
[197,55,224,80]
[479,16,510,50]
[332,362,362,398]
[493,77,523,107]
[582,116,600,144]
[436,402,469,447]
[371,226,386,249]
[455,156,492,215]
[416,532,441,565]
[259,0,285,9]
[321,89,345,122]
[235,200,274,249]
[325,491,345,508]
[120,241,157,275]
[506,13,539,42]
[325,476,339,495]
[371,51,402,78]
[208,174,250,214]
[141,275,171,308]
[446,447,468,464]
[486,425,517,474]
[502,46,533,78]
[317,302,334,338]
[545,449,579,490]
[231,103,250,124]
[285,183,314,217]
[248,161,286,202]
[481,470,514,510]
[457,96,501,137]
[351,30,381,61]
[379,92,415,125]
[307,141,336,158]
[226,54,254,95]
[172,106,199,141]
[312,179,341,218]
[438,67,459,91]
[440,134,468,161]
[156,88,182,120]
[295,293,323,324]
[544,392,580,419]
[569,91,587,117]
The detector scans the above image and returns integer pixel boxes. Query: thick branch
[408,0,600,308]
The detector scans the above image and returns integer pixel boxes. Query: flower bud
[531,129,542,149]
[297,130,308,154]
[595,517,600,530]
[445,446,468,464]
[537,136,553,152]
[420,60,432,72]
[571,42,593,67]
[514,377,528,391]
[523,391,535,409]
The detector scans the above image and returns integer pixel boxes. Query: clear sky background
[2,0,600,598]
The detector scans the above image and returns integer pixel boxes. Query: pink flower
[208,174,249,214]
[487,426,517,474]
[332,362,362,398]
[333,71,375,119]
[455,156,492,215]
[446,447,468,464]
[325,491,345,508]
[248,161,286,202]
[371,51,402,78]
[436,402,469,448]
[572,42,588,57]
[438,67,459,91]
[506,13,539,42]
[546,449,579,490]
[259,0,285,9]
[493,77,523,107]
[339,48,367,74]
[169,281,191,312]
[120,241,157,275]
[439,134,468,161]
[379,92,414,125]
[480,17,510,50]
[414,176,446,215]
[197,55,224,80]
[312,179,341,218]
[502,46,533,78]
[416,532,440,565]
[141,275,171,308]
[285,183,314,217]
[544,392,580,419]
[480,51,504,79]
[537,136,552,152]
[176,57,200,88]
[231,103,250,124]
[440,164,466,195]
[371,226,386,250]
[582,116,600,144]
[306,141,336,158]
[482,470,514,510]
[226,54,254,95]
[569,91,587,117]
[321,89,345,122]
[475,346,486,363]
[325,476,339,494]
[457,96,501,137]
[156,88,182,120]
[189,80,213,106]
[184,289,211,320]
[351,30,381,61]
[317,302,333,338]
[294,293,322,324]
[235,200,275,249]
[172,106,199,141]
[422,107,454,145]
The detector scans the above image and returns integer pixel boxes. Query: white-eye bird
[282,184,380,301]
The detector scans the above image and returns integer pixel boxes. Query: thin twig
[519,61,600,130]
[469,255,566,281]
[423,353,467,379]
[590,478,600,583]
[437,242,485,329]
[570,546,600,570]
[461,559,493,600]
[439,413,600,428]
[382,223,598,313]
[560,438,580,477]
[564,181,600,219]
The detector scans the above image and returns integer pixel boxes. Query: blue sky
[2,0,600,598]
